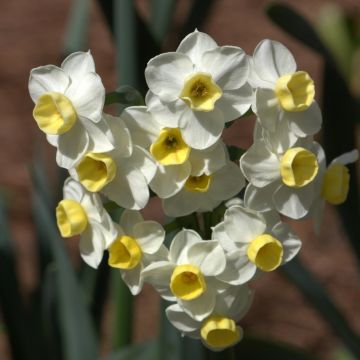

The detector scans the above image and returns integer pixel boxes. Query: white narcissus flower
[69,113,157,210]
[212,205,301,279]
[122,106,227,199]
[145,30,253,150]
[249,39,322,137]
[166,285,253,351]
[142,229,228,321]
[163,160,245,217]
[107,210,166,295]
[55,178,117,268]
[29,51,114,169]
[241,129,323,219]
[310,149,359,233]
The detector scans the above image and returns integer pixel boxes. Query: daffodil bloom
[29,51,114,169]
[145,30,253,149]
[241,129,323,219]
[69,113,157,209]
[212,205,301,278]
[56,178,116,268]
[122,106,227,199]
[249,40,322,138]
[163,161,245,217]
[142,229,228,321]
[107,210,166,295]
[166,285,253,351]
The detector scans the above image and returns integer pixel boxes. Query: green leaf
[150,0,176,44]
[63,0,90,54]
[281,258,360,358]
[103,341,158,360]
[33,192,98,360]
[227,145,246,162]
[266,3,334,62]
[105,86,144,108]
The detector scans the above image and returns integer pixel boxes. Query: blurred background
[1,0,360,359]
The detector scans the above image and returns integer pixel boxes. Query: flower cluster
[28,30,358,351]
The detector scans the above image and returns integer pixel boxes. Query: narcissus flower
[69,113,157,209]
[145,30,252,149]
[29,51,114,169]
[166,285,253,351]
[249,40,322,138]
[55,178,116,268]
[241,132,323,219]
[212,205,301,277]
[142,229,228,321]
[108,210,166,295]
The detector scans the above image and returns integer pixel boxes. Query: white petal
[141,261,173,297]
[332,149,359,165]
[79,221,106,268]
[255,88,280,132]
[286,102,322,137]
[244,183,277,212]
[217,251,257,285]
[162,190,200,217]
[145,53,193,102]
[81,116,114,153]
[61,51,95,79]
[273,184,314,219]
[121,105,161,147]
[271,222,301,263]
[187,241,226,276]
[133,221,165,254]
[177,31,217,66]
[180,108,224,150]
[216,84,253,122]
[29,65,70,102]
[66,72,105,122]
[240,139,280,187]
[121,265,143,295]
[63,177,84,201]
[179,288,216,321]
[224,205,266,244]
[131,146,157,183]
[166,304,200,333]
[169,229,202,264]
[189,141,227,176]
[211,221,238,253]
[145,92,183,128]
[150,163,191,199]
[119,210,143,236]
[253,39,297,83]
[56,121,89,169]
[209,162,245,201]
[247,55,274,89]
[201,46,249,90]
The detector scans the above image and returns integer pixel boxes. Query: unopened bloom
[55,178,116,268]
[212,205,301,278]
[145,30,252,149]
[166,285,253,351]
[249,40,322,137]
[29,51,114,168]
[142,229,228,321]
[108,210,166,295]
[69,113,157,209]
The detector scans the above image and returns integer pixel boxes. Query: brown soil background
[1,0,360,359]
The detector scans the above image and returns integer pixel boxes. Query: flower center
[170,264,206,300]
[150,128,190,165]
[76,152,117,192]
[108,235,142,270]
[280,147,318,188]
[185,174,211,192]
[180,72,222,112]
[56,199,88,238]
[200,316,242,350]
[247,234,283,272]
[33,92,77,134]
[275,71,315,112]
[321,163,350,205]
